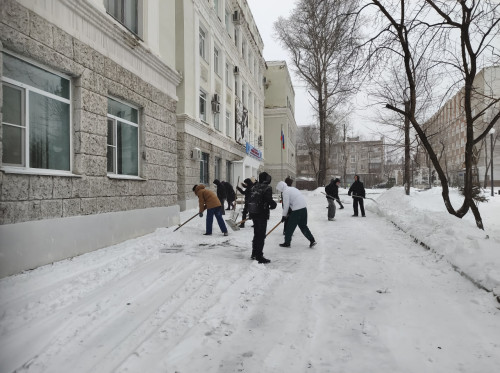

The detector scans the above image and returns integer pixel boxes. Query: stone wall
[0,0,178,225]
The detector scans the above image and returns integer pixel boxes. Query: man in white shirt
[276,181,316,248]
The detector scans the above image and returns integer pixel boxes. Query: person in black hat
[325,178,342,221]
[348,175,366,217]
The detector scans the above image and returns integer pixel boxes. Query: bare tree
[274,0,361,186]
[360,0,500,229]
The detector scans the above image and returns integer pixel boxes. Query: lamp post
[491,128,495,197]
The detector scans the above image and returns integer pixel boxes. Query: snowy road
[1,192,499,373]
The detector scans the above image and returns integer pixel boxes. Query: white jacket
[276,181,307,216]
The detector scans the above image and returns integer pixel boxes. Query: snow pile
[370,187,500,296]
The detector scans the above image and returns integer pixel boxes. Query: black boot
[257,256,271,264]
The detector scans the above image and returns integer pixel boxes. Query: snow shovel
[321,191,351,204]
[351,195,378,204]
[226,217,250,231]
[265,220,283,238]
[174,212,200,232]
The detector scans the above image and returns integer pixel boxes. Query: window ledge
[1,167,81,178]
[107,174,145,181]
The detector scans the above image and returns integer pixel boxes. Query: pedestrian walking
[276,181,316,248]
[348,174,366,217]
[325,178,341,221]
[236,178,254,228]
[213,179,227,215]
[224,181,236,210]
[248,172,277,263]
[193,184,229,236]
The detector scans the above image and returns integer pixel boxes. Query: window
[214,0,220,18]
[106,0,139,36]
[214,47,220,75]
[214,112,220,131]
[199,28,206,60]
[225,8,231,34]
[214,157,221,180]
[226,111,231,137]
[199,90,207,122]
[107,98,139,176]
[225,62,230,87]
[351,154,356,163]
[2,53,71,171]
[200,152,209,184]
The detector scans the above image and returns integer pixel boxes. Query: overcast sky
[246,0,382,139]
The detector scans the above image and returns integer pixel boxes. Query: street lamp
[491,128,495,197]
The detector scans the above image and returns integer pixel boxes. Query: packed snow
[0,186,499,373]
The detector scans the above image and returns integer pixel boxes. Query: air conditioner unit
[211,101,220,113]
[192,147,202,160]
[232,10,241,23]
[234,66,239,74]
[212,93,220,103]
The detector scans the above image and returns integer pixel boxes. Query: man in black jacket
[213,179,227,215]
[249,172,277,263]
[224,181,236,210]
[348,175,366,217]
[325,178,341,221]
[236,178,254,228]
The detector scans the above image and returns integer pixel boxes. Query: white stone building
[263,61,297,190]
[0,0,181,277]
[175,0,266,210]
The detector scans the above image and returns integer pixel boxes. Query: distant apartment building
[175,0,266,210]
[263,61,297,190]
[0,0,180,277]
[296,126,385,188]
[420,65,499,187]
[329,137,385,187]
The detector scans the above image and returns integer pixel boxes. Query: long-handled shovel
[226,217,251,231]
[266,220,283,238]
[174,212,200,232]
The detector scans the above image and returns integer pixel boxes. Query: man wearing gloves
[276,180,316,248]
[348,174,366,217]
[248,172,277,263]
[325,178,341,221]
[193,184,228,236]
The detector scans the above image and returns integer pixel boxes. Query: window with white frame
[2,52,71,171]
[214,47,220,75]
[226,111,231,137]
[214,111,220,131]
[214,0,220,19]
[200,152,209,184]
[106,0,140,36]
[214,156,221,180]
[225,8,231,34]
[225,62,231,88]
[199,90,207,122]
[351,154,356,163]
[199,27,206,60]
[107,98,139,176]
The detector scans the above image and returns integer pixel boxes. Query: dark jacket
[237,178,254,204]
[250,172,277,220]
[325,178,340,200]
[348,175,366,198]
[213,179,227,200]
[224,182,236,202]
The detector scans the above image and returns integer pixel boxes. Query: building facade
[421,66,500,187]
[263,60,297,190]
[0,0,181,277]
[175,0,266,210]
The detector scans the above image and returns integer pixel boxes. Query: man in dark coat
[348,174,366,217]
[325,178,341,221]
[236,178,254,228]
[249,172,277,263]
[213,179,227,215]
[224,181,236,210]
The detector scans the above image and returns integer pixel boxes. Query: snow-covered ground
[0,187,499,373]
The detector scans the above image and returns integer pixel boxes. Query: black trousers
[252,218,268,258]
[353,197,365,216]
